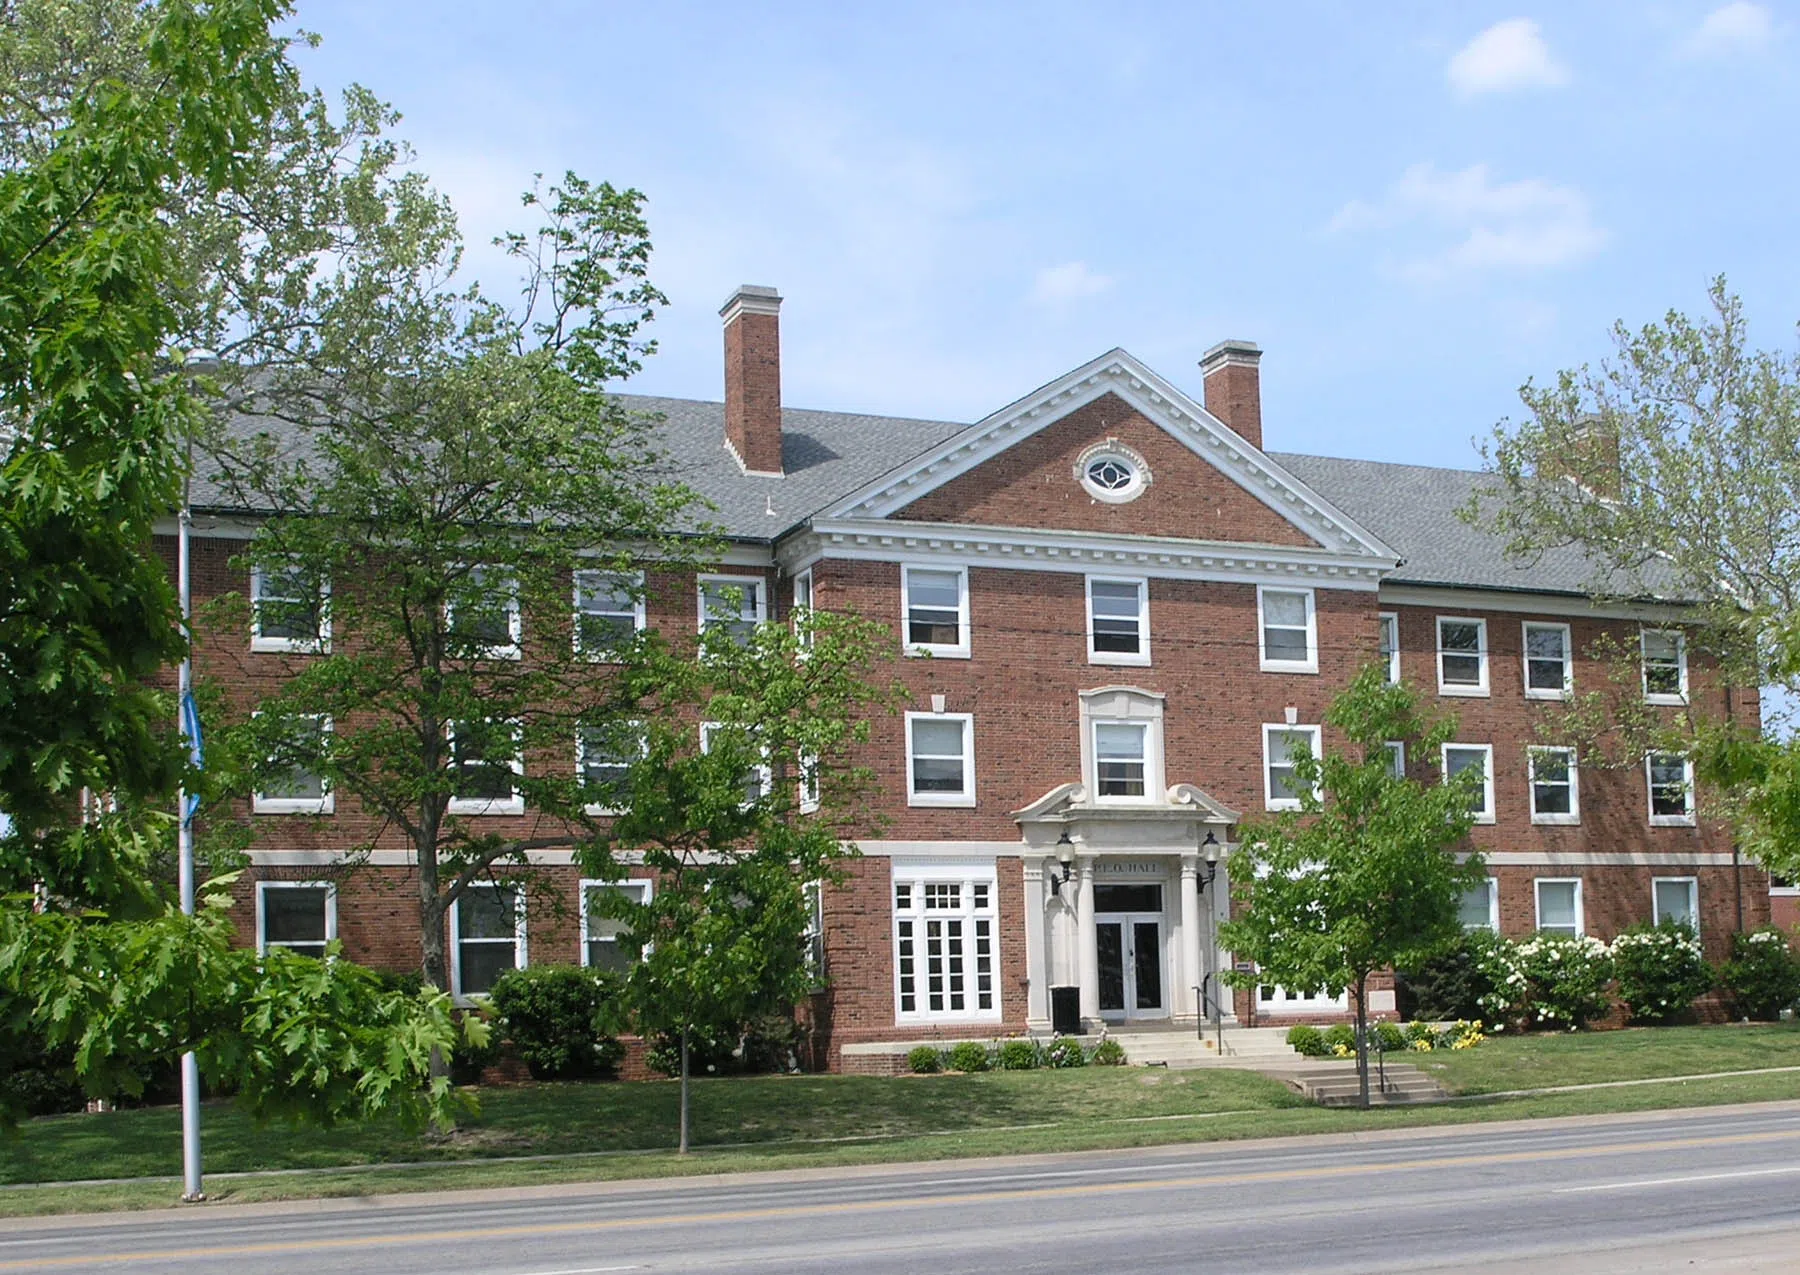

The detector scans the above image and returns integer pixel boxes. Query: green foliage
[1090,1039,1126,1066]
[906,1045,943,1074]
[1044,1037,1085,1069]
[1285,1025,1327,1057]
[1374,1021,1407,1052]
[487,966,624,1081]
[996,1040,1039,1071]
[1399,931,1503,1023]
[1610,921,1714,1025]
[1322,1024,1356,1053]
[1720,929,1800,1020]
[946,1042,990,1073]
[643,1016,807,1078]
[447,1010,502,1086]
[1483,934,1615,1031]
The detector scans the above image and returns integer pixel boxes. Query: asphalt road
[7,1103,1800,1273]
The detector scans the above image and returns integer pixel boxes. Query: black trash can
[1050,985,1081,1036]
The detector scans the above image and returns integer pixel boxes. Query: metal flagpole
[177,397,203,1203]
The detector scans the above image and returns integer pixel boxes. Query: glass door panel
[1132,920,1163,1012]
[1097,922,1125,1014]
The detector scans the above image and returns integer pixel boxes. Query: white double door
[1095,881,1167,1021]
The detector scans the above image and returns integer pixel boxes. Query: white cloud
[1029,261,1114,305]
[1446,19,1570,97]
[1681,3,1775,58]
[1330,163,1606,282]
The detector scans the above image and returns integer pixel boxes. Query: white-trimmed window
[1383,740,1406,780]
[1535,877,1584,937]
[1458,878,1499,931]
[579,879,651,973]
[446,565,521,659]
[798,749,822,814]
[803,879,826,981]
[252,714,333,815]
[1094,722,1150,800]
[1378,611,1400,684]
[698,574,766,645]
[1263,723,1321,810]
[1648,752,1696,826]
[1257,984,1348,1014]
[1258,586,1317,673]
[1528,746,1580,825]
[250,561,329,653]
[1642,630,1688,703]
[893,862,999,1022]
[451,882,525,997]
[1652,876,1699,931]
[1087,576,1149,665]
[1437,617,1489,696]
[447,719,524,815]
[1523,621,1573,699]
[904,712,975,807]
[699,721,773,806]
[1442,743,1495,823]
[791,569,814,649]
[902,564,969,658]
[255,881,336,957]
[573,569,644,659]
[577,720,644,815]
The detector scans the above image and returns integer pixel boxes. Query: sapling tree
[1221,665,1485,1108]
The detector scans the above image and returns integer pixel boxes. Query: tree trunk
[1355,972,1371,1110]
[678,1027,690,1155]
[417,831,450,1080]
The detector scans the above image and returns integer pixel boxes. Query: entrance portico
[1017,781,1238,1033]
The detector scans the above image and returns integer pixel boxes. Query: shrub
[1373,1021,1406,1052]
[1090,1038,1127,1066]
[1403,1019,1435,1045]
[1044,1037,1086,1068]
[645,1014,809,1078]
[947,1041,990,1073]
[488,965,625,1080]
[449,1008,503,1085]
[1611,921,1714,1025]
[1514,933,1614,1030]
[1322,1023,1356,1054]
[907,1045,944,1074]
[997,1039,1039,1070]
[1721,928,1800,1020]
[1285,1025,1327,1057]
[1399,932,1502,1023]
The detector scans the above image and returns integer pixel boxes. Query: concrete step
[1108,1026,1300,1069]
[1260,1059,1449,1106]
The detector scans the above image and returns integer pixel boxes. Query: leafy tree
[1220,665,1485,1108]
[589,607,894,1152]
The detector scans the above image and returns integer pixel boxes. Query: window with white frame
[1528,746,1580,824]
[250,561,329,652]
[451,883,525,997]
[901,565,969,657]
[573,569,644,658]
[698,575,766,645]
[1648,752,1696,825]
[1535,877,1584,937]
[1258,586,1317,673]
[252,714,333,814]
[577,720,644,815]
[1437,617,1488,695]
[699,721,773,806]
[446,565,521,659]
[1442,743,1495,823]
[1257,984,1348,1013]
[904,713,974,807]
[256,881,335,957]
[791,570,814,649]
[1378,612,1400,684]
[893,863,999,1022]
[1382,740,1406,780]
[1458,878,1499,930]
[1094,722,1149,799]
[1087,577,1149,664]
[1642,630,1687,703]
[803,879,825,982]
[447,719,524,815]
[580,879,650,973]
[798,749,821,814]
[1523,621,1573,699]
[1263,724,1321,810]
[1652,876,1699,930]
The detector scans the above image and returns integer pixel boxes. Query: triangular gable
[818,349,1397,563]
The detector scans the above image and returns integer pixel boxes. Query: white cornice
[1379,583,1693,622]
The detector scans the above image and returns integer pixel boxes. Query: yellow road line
[9,1125,1800,1270]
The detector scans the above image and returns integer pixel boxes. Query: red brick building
[188,284,1768,1068]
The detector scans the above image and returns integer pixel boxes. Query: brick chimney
[720,284,784,476]
[1199,339,1263,451]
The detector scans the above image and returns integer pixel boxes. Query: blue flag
[180,690,203,824]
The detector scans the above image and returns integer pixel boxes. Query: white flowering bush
[1611,921,1714,1024]
[1721,928,1800,1020]
[1474,933,1613,1030]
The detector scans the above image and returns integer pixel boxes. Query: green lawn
[1417,1022,1800,1095]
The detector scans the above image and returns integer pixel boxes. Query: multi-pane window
[1523,622,1573,698]
[905,713,974,807]
[792,570,814,649]
[1437,617,1488,695]
[1652,876,1699,930]
[1458,878,1499,931]
[250,561,328,652]
[1648,752,1696,825]
[452,883,524,997]
[893,867,999,1022]
[902,565,969,657]
[1094,722,1148,799]
[1378,612,1400,684]
[1258,587,1316,672]
[256,882,334,956]
[698,575,766,645]
[1263,724,1321,810]
[1642,630,1687,702]
[700,722,772,806]
[446,565,521,659]
[803,879,825,983]
[1087,577,1149,664]
[448,719,523,815]
[580,879,650,973]
[1442,743,1495,823]
[577,720,644,814]
[1383,740,1406,780]
[252,714,333,814]
[1535,878,1583,937]
[1528,746,1579,824]
[573,570,643,658]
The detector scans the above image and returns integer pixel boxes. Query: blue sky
[291,1,1797,471]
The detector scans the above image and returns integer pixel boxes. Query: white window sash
[892,863,1000,1023]
[901,564,970,659]
[251,713,335,814]
[1651,876,1699,930]
[699,721,774,807]
[250,562,330,653]
[576,721,646,816]
[446,720,525,816]
[254,881,337,956]
[904,712,976,808]
[1642,630,1689,704]
[792,570,814,649]
[572,568,646,660]
[445,566,522,660]
[1378,611,1400,684]
[1522,621,1573,700]
[697,574,767,638]
[1092,720,1152,803]
[1442,742,1496,824]
[1436,616,1489,697]
[578,878,652,969]
[1257,585,1318,674]
[1528,746,1581,825]
[1458,877,1499,931]
[1262,723,1321,811]
[1647,752,1696,826]
[449,884,527,999]
[1085,575,1150,666]
[1534,877,1584,936]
